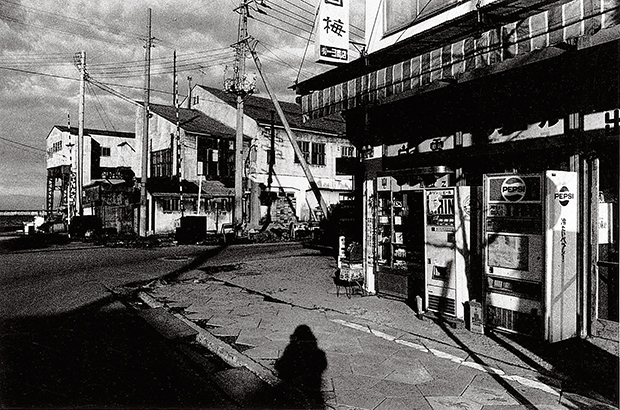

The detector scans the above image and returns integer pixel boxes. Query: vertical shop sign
[316,0,349,64]
[545,171,578,342]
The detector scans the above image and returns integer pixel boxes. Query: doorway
[596,149,619,325]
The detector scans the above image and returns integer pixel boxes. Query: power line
[0,65,78,81]
[0,135,45,153]
[0,0,143,43]
[86,81,117,132]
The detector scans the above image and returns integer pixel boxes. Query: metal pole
[139,8,152,237]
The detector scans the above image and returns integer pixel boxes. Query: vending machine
[483,171,578,342]
[423,186,474,320]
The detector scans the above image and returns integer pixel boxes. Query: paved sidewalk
[135,244,618,410]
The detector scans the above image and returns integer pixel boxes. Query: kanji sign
[316,0,349,64]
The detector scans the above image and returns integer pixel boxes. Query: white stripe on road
[331,318,559,397]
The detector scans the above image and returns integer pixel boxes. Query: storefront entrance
[595,148,619,333]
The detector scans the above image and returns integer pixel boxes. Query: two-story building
[296,0,619,342]
[137,87,354,236]
[136,103,239,235]
[184,85,355,230]
[45,125,139,232]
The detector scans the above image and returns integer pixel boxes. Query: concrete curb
[175,314,280,387]
[136,291,280,388]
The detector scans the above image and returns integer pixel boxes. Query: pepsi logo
[501,176,527,202]
[554,186,574,206]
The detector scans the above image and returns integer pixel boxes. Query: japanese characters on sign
[316,0,349,64]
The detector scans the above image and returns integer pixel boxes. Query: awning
[299,0,619,120]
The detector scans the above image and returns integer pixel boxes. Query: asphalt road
[0,243,240,409]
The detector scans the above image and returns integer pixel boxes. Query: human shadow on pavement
[270,324,328,409]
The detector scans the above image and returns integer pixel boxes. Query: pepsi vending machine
[483,172,578,342]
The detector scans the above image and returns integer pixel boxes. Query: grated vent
[428,295,456,316]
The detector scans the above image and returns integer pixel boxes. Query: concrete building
[45,125,139,227]
[138,90,353,236]
[296,0,619,341]
[135,103,238,236]
[184,85,355,229]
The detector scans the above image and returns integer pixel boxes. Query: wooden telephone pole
[232,0,250,233]
[73,50,86,217]
[139,8,153,237]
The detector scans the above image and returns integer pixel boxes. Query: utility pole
[187,76,192,109]
[225,0,264,233]
[139,8,153,237]
[233,0,249,234]
[74,50,86,217]
[174,50,185,218]
[66,113,74,224]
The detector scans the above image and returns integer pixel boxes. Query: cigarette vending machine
[424,186,473,320]
[483,172,577,342]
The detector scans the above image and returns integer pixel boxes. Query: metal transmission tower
[224,0,264,234]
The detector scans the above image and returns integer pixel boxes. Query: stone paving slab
[137,251,617,410]
[375,395,433,410]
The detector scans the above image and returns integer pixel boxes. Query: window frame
[311,142,326,166]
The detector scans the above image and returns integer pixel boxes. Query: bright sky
[0,0,364,209]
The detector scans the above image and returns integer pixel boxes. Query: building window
[197,136,225,178]
[312,142,326,166]
[294,141,310,164]
[151,148,173,177]
[341,145,355,157]
[101,147,111,157]
[162,198,180,212]
[384,0,458,34]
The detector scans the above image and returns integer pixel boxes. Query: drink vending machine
[483,171,578,342]
[374,177,476,320]
[424,186,474,320]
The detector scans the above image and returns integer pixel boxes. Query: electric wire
[268,2,314,29]
[295,1,319,84]
[0,135,46,153]
[252,11,313,37]
[0,0,143,42]
[250,16,309,40]
[0,65,78,81]
[86,81,117,132]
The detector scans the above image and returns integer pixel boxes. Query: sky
[0,0,365,210]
